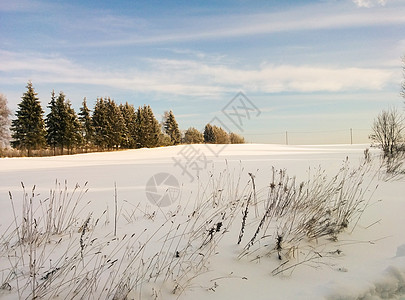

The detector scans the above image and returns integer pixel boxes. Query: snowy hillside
[0,144,404,299]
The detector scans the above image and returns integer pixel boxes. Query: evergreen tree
[135,105,162,148]
[63,100,82,154]
[92,98,108,149]
[184,127,204,144]
[92,98,127,150]
[78,97,94,151]
[203,123,216,143]
[11,81,46,156]
[119,102,136,148]
[105,98,126,149]
[163,110,181,145]
[0,94,11,148]
[45,90,60,154]
[134,105,145,148]
[45,91,81,154]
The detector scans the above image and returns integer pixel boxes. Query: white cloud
[0,51,394,99]
[80,2,405,47]
[353,0,387,8]
[148,58,393,93]
[0,51,225,97]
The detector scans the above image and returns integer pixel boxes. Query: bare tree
[229,132,245,144]
[370,108,404,157]
[402,56,405,104]
[0,94,11,148]
[184,127,204,144]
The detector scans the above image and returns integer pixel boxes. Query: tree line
[0,82,245,156]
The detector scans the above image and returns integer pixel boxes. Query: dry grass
[237,158,379,275]
[0,158,379,299]
[380,150,405,181]
[0,147,104,158]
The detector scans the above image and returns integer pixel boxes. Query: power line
[242,128,370,136]
[241,128,372,145]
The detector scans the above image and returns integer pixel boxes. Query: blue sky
[1,0,404,144]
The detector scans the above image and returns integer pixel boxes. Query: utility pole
[285,131,288,145]
[350,128,353,145]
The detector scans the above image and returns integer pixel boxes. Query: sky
[0,0,404,144]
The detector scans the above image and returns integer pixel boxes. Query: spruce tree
[63,100,82,154]
[48,91,67,153]
[45,90,60,154]
[203,123,216,143]
[163,110,181,145]
[0,94,11,148]
[134,105,145,148]
[135,105,161,148]
[45,91,82,154]
[119,102,136,148]
[147,105,163,148]
[93,98,108,149]
[93,98,127,150]
[105,98,126,149]
[11,81,46,156]
[78,98,94,151]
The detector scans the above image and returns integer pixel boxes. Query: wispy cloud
[0,0,42,12]
[148,58,393,93]
[78,2,405,47]
[0,50,394,99]
[353,0,388,8]
[0,50,225,97]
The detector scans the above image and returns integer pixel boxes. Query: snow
[0,144,404,299]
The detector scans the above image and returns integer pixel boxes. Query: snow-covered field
[1,144,404,299]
